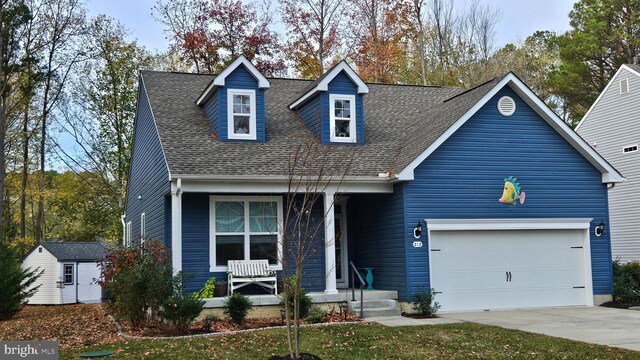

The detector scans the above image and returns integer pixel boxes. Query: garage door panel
[429,228,588,312]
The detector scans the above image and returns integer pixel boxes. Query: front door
[334,202,348,288]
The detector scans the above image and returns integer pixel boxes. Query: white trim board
[196,55,270,106]
[425,218,593,231]
[289,61,369,110]
[576,64,640,132]
[177,178,393,194]
[395,73,624,184]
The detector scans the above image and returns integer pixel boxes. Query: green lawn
[62,322,638,360]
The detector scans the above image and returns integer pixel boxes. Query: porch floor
[203,289,398,308]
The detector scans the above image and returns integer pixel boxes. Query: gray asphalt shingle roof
[40,242,106,261]
[141,70,502,177]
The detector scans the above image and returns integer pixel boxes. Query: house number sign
[412,241,423,248]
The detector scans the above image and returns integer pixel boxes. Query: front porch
[168,178,404,300]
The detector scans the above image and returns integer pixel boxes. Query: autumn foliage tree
[154,0,285,75]
[279,0,342,79]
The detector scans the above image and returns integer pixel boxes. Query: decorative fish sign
[499,176,525,205]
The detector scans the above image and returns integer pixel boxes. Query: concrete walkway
[367,316,461,327]
[441,306,640,352]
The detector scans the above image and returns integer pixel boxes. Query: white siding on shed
[577,66,640,262]
[22,246,61,305]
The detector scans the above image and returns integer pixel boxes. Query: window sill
[330,137,357,143]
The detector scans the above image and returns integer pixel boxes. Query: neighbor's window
[227,89,256,140]
[210,196,282,271]
[63,264,74,285]
[620,78,629,94]
[623,144,638,154]
[330,94,356,143]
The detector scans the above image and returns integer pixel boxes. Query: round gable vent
[498,96,516,116]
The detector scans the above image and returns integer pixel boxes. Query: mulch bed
[600,301,640,309]
[122,310,360,337]
[400,311,438,319]
[0,304,119,350]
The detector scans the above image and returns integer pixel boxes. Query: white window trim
[623,144,638,154]
[227,89,257,140]
[63,263,74,285]
[140,212,146,238]
[209,195,283,272]
[126,221,132,247]
[329,94,357,143]
[620,78,629,94]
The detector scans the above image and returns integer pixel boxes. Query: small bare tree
[279,135,354,358]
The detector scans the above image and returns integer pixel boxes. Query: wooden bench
[227,260,277,295]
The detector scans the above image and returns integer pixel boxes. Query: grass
[62,322,639,360]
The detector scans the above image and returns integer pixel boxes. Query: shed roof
[38,242,106,261]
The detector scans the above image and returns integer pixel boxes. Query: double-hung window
[227,89,256,140]
[210,196,282,271]
[329,94,356,143]
[63,264,74,285]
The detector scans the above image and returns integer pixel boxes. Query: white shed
[21,242,106,305]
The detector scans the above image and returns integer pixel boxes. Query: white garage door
[430,228,591,312]
[77,262,102,303]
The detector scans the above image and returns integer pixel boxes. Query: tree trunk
[20,109,29,238]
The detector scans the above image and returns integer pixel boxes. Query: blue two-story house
[125,55,623,312]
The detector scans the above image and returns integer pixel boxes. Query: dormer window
[330,94,356,143]
[228,89,256,140]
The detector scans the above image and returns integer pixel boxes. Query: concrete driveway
[441,306,640,351]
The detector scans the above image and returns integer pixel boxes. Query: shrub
[0,243,42,320]
[223,292,253,325]
[98,240,172,328]
[203,314,217,332]
[280,277,313,319]
[305,306,327,324]
[411,285,441,317]
[194,277,216,299]
[613,260,640,303]
[159,274,205,334]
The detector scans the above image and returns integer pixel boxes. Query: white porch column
[324,190,338,294]
[171,179,183,272]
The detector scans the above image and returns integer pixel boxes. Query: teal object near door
[359,268,374,290]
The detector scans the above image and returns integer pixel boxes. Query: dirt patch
[0,304,119,349]
[401,311,438,319]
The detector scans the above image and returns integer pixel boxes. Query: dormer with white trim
[289,61,369,145]
[197,55,270,142]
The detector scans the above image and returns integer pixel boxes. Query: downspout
[121,213,126,246]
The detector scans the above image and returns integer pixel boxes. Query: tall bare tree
[34,0,85,242]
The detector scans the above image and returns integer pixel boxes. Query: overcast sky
[86,0,576,54]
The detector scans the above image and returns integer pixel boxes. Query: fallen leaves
[0,304,119,350]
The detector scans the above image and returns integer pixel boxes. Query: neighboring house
[22,242,105,305]
[125,55,623,312]
[576,64,640,263]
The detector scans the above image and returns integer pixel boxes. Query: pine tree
[0,242,42,320]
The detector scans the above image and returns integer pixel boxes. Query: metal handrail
[349,260,365,318]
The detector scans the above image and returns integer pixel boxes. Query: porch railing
[349,260,365,318]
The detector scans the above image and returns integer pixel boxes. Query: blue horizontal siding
[203,88,219,134]
[351,186,407,298]
[402,87,612,299]
[297,94,322,138]
[124,81,170,245]
[320,71,365,145]
[217,65,266,142]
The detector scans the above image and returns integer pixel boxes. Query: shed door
[77,262,102,303]
[430,229,589,312]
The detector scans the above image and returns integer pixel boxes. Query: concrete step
[349,299,397,310]
[361,308,402,318]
